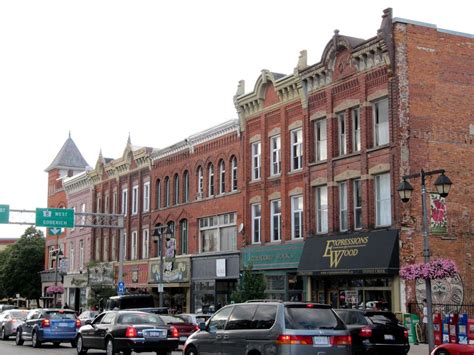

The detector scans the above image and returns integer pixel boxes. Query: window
[270,135,281,176]
[291,129,303,170]
[112,234,117,261]
[375,173,392,226]
[95,236,101,260]
[142,229,149,259]
[315,119,327,161]
[199,213,237,253]
[339,182,348,231]
[231,156,238,191]
[180,219,188,254]
[143,181,150,212]
[270,199,281,242]
[316,186,328,234]
[105,194,110,214]
[156,179,161,209]
[197,166,204,197]
[113,191,118,214]
[226,304,257,330]
[131,231,138,260]
[251,142,261,180]
[121,189,128,216]
[354,179,362,230]
[219,160,225,194]
[208,163,214,197]
[208,306,232,331]
[174,174,179,205]
[132,185,138,215]
[252,204,261,244]
[183,171,189,202]
[291,195,303,239]
[81,203,86,225]
[165,177,170,207]
[103,236,109,262]
[69,241,75,272]
[352,107,361,152]
[79,240,84,269]
[96,195,101,213]
[373,98,389,146]
[123,232,127,260]
[337,112,346,155]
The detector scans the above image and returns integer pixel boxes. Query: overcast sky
[0,0,472,238]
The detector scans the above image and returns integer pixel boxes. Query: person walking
[422,299,428,343]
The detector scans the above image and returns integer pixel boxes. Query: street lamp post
[397,169,452,353]
[53,248,63,308]
[152,224,173,308]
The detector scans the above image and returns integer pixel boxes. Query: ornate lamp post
[152,224,174,307]
[397,169,452,352]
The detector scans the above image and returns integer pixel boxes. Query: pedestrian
[422,299,428,343]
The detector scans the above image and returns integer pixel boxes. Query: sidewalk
[409,343,430,355]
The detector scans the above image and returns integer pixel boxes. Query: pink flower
[46,285,65,294]
[400,259,457,280]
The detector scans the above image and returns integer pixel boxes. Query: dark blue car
[15,308,79,348]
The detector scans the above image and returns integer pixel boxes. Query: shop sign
[242,243,304,270]
[149,257,190,283]
[216,259,226,277]
[344,290,359,304]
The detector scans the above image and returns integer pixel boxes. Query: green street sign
[0,205,9,224]
[36,208,74,228]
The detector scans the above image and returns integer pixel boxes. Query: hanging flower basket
[46,285,65,294]
[400,259,458,280]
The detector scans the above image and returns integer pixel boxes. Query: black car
[335,309,410,355]
[76,310,179,355]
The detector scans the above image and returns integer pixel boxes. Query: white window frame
[337,112,346,156]
[165,177,170,207]
[353,179,362,230]
[251,142,261,180]
[69,241,75,272]
[113,191,118,214]
[142,229,149,259]
[143,181,150,213]
[315,118,327,161]
[352,107,361,152]
[270,135,281,176]
[198,167,204,195]
[373,98,389,146]
[339,182,348,232]
[316,186,328,234]
[251,203,261,244]
[291,195,303,239]
[124,232,127,260]
[132,185,138,215]
[375,173,392,226]
[156,180,161,209]
[79,239,84,268]
[270,199,281,242]
[231,157,238,191]
[81,203,86,225]
[105,194,110,214]
[174,174,179,204]
[180,219,188,254]
[183,171,189,202]
[291,129,303,171]
[208,164,214,197]
[103,236,109,262]
[219,160,225,194]
[121,189,128,216]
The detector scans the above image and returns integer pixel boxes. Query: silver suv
[184,301,352,355]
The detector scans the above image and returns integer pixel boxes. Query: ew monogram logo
[323,236,369,268]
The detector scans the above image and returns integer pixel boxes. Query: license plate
[147,330,165,338]
[179,336,187,341]
[384,334,395,340]
[58,322,69,327]
[313,336,329,345]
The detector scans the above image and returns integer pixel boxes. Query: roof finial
[69,130,71,139]
[127,132,131,146]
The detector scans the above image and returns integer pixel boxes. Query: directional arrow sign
[49,228,62,235]
[117,281,125,295]
[0,205,9,224]
[36,208,75,228]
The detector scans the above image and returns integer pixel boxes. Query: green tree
[87,285,116,310]
[230,264,266,303]
[0,227,44,305]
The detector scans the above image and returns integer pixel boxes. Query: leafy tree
[230,264,266,303]
[87,285,116,311]
[0,227,44,305]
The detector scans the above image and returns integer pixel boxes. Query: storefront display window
[264,273,303,301]
[193,280,215,314]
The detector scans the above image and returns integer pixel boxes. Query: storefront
[191,252,239,313]
[63,273,88,312]
[241,243,305,301]
[298,229,401,311]
[149,256,191,313]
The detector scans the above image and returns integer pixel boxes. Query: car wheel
[185,345,199,355]
[1,327,8,340]
[15,329,23,346]
[106,338,116,355]
[122,350,132,355]
[31,331,41,348]
[434,350,450,355]
[76,335,88,354]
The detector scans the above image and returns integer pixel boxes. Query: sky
[0,0,472,238]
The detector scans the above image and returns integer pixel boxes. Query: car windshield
[47,311,76,320]
[160,315,185,323]
[285,306,344,330]
[336,310,370,325]
[119,312,164,325]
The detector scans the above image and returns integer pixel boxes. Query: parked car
[105,294,155,310]
[431,343,474,355]
[77,310,99,326]
[76,310,179,355]
[335,309,409,355]
[178,313,212,326]
[0,304,16,312]
[0,309,29,340]
[15,308,80,348]
[157,314,198,344]
[184,301,352,355]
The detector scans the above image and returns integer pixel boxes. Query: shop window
[155,179,161,209]
[375,173,392,226]
[270,199,281,242]
[199,213,237,253]
[337,112,346,156]
[252,203,261,244]
[183,170,189,202]
[373,98,389,146]
[219,160,225,194]
[231,156,238,191]
[174,174,179,205]
[352,107,361,152]
[290,128,303,171]
[339,182,348,231]
[251,141,261,180]
[314,118,327,161]
[208,163,214,197]
[270,135,281,176]
[353,179,362,230]
[132,185,138,215]
[291,195,303,239]
[316,186,328,234]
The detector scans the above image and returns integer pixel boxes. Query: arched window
[155,179,161,209]
[183,170,189,202]
[165,177,170,207]
[197,166,203,197]
[208,163,214,197]
[219,160,225,194]
[231,156,238,191]
[174,174,179,205]
[180,219,188,254]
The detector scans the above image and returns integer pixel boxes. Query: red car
[158,315,198,344]
[431,343,474,355]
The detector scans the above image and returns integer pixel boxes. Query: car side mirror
[85,319,92,325]
[198,322,207,331]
